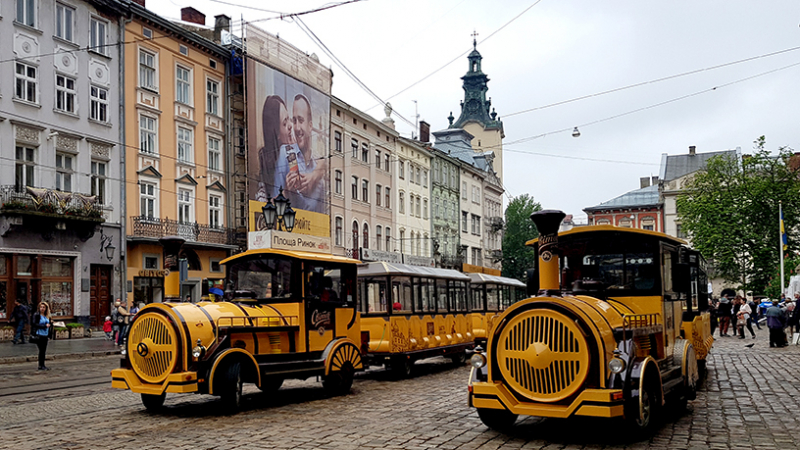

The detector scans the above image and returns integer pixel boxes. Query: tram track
[0,375,110,398]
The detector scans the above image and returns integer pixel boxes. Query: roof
[357,261,471,281]
[467,272,526,288]
[525,224,686,247]
[220,249,361,266]
[583,184,659,211]
[659,149,738,182]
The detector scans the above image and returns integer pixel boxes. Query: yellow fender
[323,338,363,376]
[208,348,261,395]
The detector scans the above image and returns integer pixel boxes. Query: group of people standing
[713,294,759,339]
[710,292,800,348]
[104,299,137,346]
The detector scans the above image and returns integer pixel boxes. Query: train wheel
[627,381,660,435]
[322,362,355,396]
[391,356,414,379]
[477,408,517,431]
[449,351,467,365]
[258,377,283,393]
[219,361,243,413]
[141,393,166,412]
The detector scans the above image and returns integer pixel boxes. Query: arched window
[363,223,369,249]
[376,225,382,250]
[352,220,359,249]
[179,249,202,271]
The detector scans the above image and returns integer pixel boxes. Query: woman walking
[31,302,53,370]
[736,296,755,339]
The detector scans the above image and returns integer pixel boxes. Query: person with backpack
[10,300,29,344]
[115,299,131,346]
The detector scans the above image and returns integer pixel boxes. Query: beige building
[395,135,432,257]
[329,98,398,257]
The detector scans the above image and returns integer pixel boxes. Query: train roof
[525,225,687,247]
[220,248,362,266]
[358,261,471,281]
[466,272,527,288]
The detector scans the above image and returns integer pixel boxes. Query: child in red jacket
[103,316,113,340]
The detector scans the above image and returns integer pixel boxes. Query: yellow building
[124,3,233,305]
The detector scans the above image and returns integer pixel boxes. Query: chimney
[181,7,206,26]
[651,176,659,186]
[419,121,430,143]
[214,15,231,43]
[131,0,145,6]
[640,177,651,189]
[689,145,696,156]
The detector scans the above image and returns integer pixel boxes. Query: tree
[676,136,800,293]
[502,194,542,281]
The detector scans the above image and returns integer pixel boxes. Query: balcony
[0,185,104,239]
[130,216,237,247]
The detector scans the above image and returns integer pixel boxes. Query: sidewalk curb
[0,349,121,365]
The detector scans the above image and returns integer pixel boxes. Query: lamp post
[261,187,297,232]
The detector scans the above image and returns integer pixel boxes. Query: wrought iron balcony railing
[131,216,236,246]
[0,185,104,221]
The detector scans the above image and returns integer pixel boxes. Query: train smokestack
[530,210,566,294]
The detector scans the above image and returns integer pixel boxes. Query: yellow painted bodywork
[682,312,714,361]
[112,368,198,395]
[469,311,499,342]
[361,313,473,354]
[471,381,624,419]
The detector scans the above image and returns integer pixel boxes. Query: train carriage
[112,248,363,412]
[468,210,714,433]
[467,272,527,346]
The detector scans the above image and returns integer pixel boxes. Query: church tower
[448,37,505,180]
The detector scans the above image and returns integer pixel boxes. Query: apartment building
[395,135,432,257]
[0,0,123,327]
[123,1,233,304]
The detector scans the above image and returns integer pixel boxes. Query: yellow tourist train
[468,210,714,433]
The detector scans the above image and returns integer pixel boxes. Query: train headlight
[470,353,487,369]
[192,339,205,360]
[608,357,626,374]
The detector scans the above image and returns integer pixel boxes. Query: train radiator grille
[496,309,589,402]
[129,314,179,384]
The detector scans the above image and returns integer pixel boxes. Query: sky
[150,0,800,223]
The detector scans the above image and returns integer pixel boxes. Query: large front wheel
[627,380,660,435]
[141,393,166,412]
[477,408,518,431]
[219,361,243,413]
[322,362,354,396]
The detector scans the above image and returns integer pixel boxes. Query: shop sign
[248,200,331,237]
[249,230,332,254]
[403,254,435,267]
[138,269,169,277]
[360,248,401,264]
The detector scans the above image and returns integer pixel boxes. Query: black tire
[627,380,660,435]
[219,361,243,413]
[477,408,518,431]
[391,356,414,379]
[141,393,166,412]
[322,362,354,396]
[449,351,467,365]
[258,377,284,393]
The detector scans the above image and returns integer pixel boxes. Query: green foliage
[676,136,800,293]
[764,256,800,298]
[501,194,542,281]
[65,323,84,329]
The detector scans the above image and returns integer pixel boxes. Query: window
[385,153,390,172]
[90,86,109,122]
[376,184,382,206]
[376,226,382,250]
[334,170,342,194]
[462,182,467,200]
[642,218,655,231]
[206,79,219,115]
[352,221,359,249]
[179,45,188,56]
[139,115,157,154]
[676,224,687,239]
[409,164,415,184]
[90,17,107,55]
[55,74,76,113]
[15,62,37,103]
[91,160,107,205]
[178,189,192,224]
[334,131,342,153]
[416,167,421,184]
[144,256,159,269]
[140,182,156,219]
[55,153,74,192]
[16,0,36,27]
[335,217,343,246]
[361,143,369,163]
[375,150,381,168]
[473,186,481,204]
[209,194,222,229]
[416,196,421,217]
[399,160,405,179]
[142,27,153,39]
[351,138,358,159]
[423,199,428,219]
[15,146,35,191]
[177,127,193,163]
[351,176,358,200]
[462,211,468,232]
[139,49,157,90]
[434,198,439,219]
[471,214,481,235]
[400,229,405,253]
[362,180,369,203]
[55,3,75,42]
[399,192,404,214]
[385,228,391,252]
[208,136,221,171]
[423,170,428,187]
[176,66,191,104]
[363,223,369,249]
[385,188,390,209]
[472,248,482,266]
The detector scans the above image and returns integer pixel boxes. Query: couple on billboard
[256,93,325,213]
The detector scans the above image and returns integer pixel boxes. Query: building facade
[430,145,461,269]
[123,2,234,306]
[395,135,431,257]
[0,0,124,327]
[329,97,398,258]
[583,183,662,231]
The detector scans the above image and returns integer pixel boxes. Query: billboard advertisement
[246,25,331,231]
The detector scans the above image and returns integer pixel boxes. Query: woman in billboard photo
[257,95,294,203]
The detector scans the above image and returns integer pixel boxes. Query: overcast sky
[150,0,800,223]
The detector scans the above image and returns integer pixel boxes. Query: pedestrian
[747,297,761,330]
[111,301,122,343]
[30,302,53,370]
[736,296,755,339]
[103,316,113,340]
[789,293,800,335]
[709,298,719,336]
[10,300,29,344]
[718,294,732,337]
[116,300,130,346]
[766,300,788,348]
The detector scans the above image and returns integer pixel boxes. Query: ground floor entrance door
[90,265,112,327]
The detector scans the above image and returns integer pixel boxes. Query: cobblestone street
[1,334,798,450]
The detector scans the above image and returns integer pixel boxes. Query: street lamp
[261,187,297,232]
[105,241,116,261]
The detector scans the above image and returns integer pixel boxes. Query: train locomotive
[468,210,714,433]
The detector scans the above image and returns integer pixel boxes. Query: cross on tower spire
[471,30,478,49]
